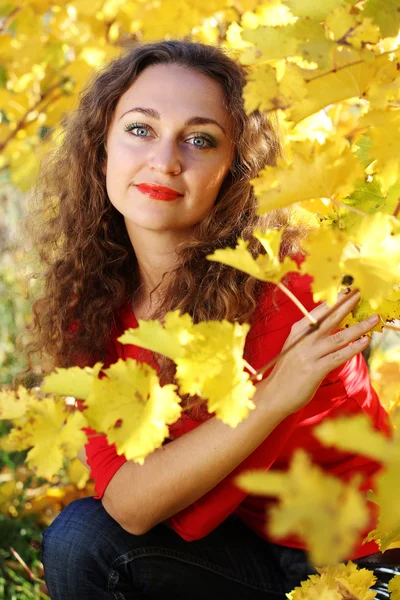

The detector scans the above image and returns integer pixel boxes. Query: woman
[18,40,397,599]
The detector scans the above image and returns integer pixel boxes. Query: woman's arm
[101,289,376,536]
[101,376,288,535]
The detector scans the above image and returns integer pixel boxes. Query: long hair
[15,39,308,418]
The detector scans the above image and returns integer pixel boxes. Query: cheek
[199,162,230,195]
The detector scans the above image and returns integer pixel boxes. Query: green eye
[123,122,217,149]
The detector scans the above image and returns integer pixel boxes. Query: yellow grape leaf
[284,0,347,20]
[25,397,88,479]
[0,386,33,420]
[137,0,226,40]
[363,0,400,38]
[242,63,282,113]
[67,458,91,489]
[175,320,256,427]
[120,312,256,428]
[348,18,380,50]
[369,348,400,415]
[326,4,358,40]
[253,139,362,214]
[314,414,392,463]
[0,420,33,453]
[41,362,104,400]
[300,226,348,306]
[241,25,298,61]
[315,414,400,552]
[288,562,377,600]
[249,0,296,27]
[207,228,299,284]
[341,213,400,310]
[289,53,396,125]
[388,575,400,600]
[291,19,337,70]
[236,450,369,564]
[225,22,252,51]
[364,462,400,551]
[0,480,18,516]
[339,288,400,334]
[360,110,400,193]
[279,63,308,105]
[118,311,194,360]
[84,359,182,464]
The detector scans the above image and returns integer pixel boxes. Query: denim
[41,496,398,599]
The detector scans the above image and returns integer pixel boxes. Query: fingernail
[368,314,379,324]
[343,287,352,294]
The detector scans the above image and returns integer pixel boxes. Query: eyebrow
[119,106,227,135]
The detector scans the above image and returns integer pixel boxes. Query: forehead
[115,63,233,131]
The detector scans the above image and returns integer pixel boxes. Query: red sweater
[78,272,389,558]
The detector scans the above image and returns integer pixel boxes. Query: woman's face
[103,63,236,235]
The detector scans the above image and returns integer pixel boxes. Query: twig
[331,198,369,218]
[277,282,317,323]
[394,198,400,219]
[9,547,46,585]
[0,6,22,33]
[243,359,258,375]
[0,78,69,153]
[383,323,400,333]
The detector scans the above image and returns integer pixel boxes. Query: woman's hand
[265,289,379,418]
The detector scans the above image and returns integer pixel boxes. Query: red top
[77,272,389,559]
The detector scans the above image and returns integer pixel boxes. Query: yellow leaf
[341,213,400,310]
[242,63,281,113]
[289,53,396,125]
[119,312,194,361]
[315,414,400,552]
[369,348,400,415]
[360,110,400,193]
[253,139,362,213]
[363,0,400,38]
[175,320,256,427]
[67,458,90,489]
[339,288,400,335]
[314,414,393,463]
[236,450,369,564]
[41,362,104,400]
[300,226,348,306]
[284,0,347,20]
[388,575,400,600]
[119,312,256,428]
[207,229,299,284]
[84,359,182,464]
[241,24,299,62]
[288,562,377,600]
[25,397,88,479]
[0,386,32,420]
[0,480,18,516]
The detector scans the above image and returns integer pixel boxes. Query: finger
[309,290,361,336]
[317,313,380,357]
[293,290,360,339]
[317,332,371,373]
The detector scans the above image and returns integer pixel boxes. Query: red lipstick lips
[136,183,183,201]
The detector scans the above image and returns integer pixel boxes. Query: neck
[126,221,190,306]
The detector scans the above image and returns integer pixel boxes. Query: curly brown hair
[15,39,309,418]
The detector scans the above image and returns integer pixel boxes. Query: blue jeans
[41,496,399,599]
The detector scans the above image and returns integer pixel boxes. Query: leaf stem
[277,282,317,324]
[330,198,369,217]
[250,288,360,381]
[383,323,400,333]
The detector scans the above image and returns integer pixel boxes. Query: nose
[147,138,182,175]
